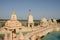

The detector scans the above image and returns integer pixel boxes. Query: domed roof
[5,11,22,27]
[5,20,22,27]
[41,18,47,23]
[53,19,57,22]
[12,10,16,14]
[48,19,53,25]
[10,11,17,20]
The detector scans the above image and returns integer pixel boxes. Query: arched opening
[30,24,32,28]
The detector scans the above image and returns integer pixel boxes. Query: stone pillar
[19,28,24,40]
[31,35,36,40]
[9,29,17,40]
[12,32,16,40]
[28,23,30,28]
[4,32,8,40]
[9,31,12,40]
[32,23,34,28]
[16,35,19,40]
[19,32,24,40]
[4,28,8,40]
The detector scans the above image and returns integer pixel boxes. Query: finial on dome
[29,9,31,12]
[29,9,32,16]
[12,9,16,15]
[10,9,17,20]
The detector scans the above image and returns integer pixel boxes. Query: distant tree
[34,23,38,26]
[1,23,5,27]
[57,19,60,23]
[0,22,5,28]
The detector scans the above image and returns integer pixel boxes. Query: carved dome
[10,11,17,20]
[41,18,47,23]
[5,11,22,27]
[48,19,52,23]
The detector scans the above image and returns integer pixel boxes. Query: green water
[42,31,60,40]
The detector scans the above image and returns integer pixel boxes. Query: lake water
[41,31,60,40]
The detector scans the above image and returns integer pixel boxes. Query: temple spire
[29,9,32,15]
[12,9,16,14]
[10,10,17,20]
[28,9,34,28]
[29,9,31,12]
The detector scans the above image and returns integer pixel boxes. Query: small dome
[53,19,57,22]
[10,11,17,20]
[5,10,22,27]
[12,11,16,15]
[48,20,52,22]
[41,18,47,23]
[48,19,53,25]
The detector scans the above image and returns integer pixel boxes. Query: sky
[0,0,60,20]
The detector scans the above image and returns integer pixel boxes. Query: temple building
[48,19,53,25]
[3,10,24,40]
[0,9,60,40]
[39,18,48,27]
[28,9,34,28]
[5,11,22,27]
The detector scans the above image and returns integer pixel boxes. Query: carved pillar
[4,31,8,40]
[31,35,36,40]
[32,23,34,28]
[4,28,8,40]
[12,32,16,40]
[9,31,12,40]
[28,23,30,27]
[19,28,24,40]
[9,29,17,40]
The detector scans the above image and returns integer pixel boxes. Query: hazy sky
[0,0,60,20]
